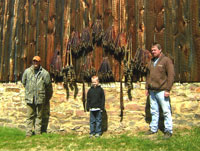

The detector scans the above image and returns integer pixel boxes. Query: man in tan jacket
[22,56,53,137]
[145,42,175,139]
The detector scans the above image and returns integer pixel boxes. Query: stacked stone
[0,82,200,134]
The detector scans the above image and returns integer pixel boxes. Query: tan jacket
[145,53,175,92]
[22,65,53,104]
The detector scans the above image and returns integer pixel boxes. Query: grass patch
[0,126,200,150]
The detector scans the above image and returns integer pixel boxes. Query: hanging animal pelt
[62,48,78,99]
[68,31,81,58]
[114,33,125,61]
[91,19,104,46]
[123,36,134,100]
[80,28,93,54]
[82,67,96,83]
[62,66,78,99]
[102,26,115,54]
[98,57,114,83]
[131,48,151,78]
[81,53,96,83]
[50,50,63,82]
[123,60,133,100]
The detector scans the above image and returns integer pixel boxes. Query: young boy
[87,76,105,138]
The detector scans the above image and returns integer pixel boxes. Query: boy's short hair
[91,76,99,82]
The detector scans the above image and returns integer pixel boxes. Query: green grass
[0,126,200,151]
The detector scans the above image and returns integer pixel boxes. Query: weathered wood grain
[0,0,199,82]
[46,0,56,71]
[145,0,155,51]
[16,0,25,80]
[62,0,71,67]
[1,0,13,82]
[0,0,5,81]
[9,0,19,81]
[190,0,200,81]
[36,0,48,68]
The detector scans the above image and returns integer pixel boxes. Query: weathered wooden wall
[0,0,199,82]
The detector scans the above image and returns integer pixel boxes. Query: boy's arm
[86,90,90,111]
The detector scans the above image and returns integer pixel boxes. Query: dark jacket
[86,85,105,111]
[22,65,53,104]
[145,53,175,92]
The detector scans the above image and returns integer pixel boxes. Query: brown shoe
[163,132,172,139]
[145,130,157,135]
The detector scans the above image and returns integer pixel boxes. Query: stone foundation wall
[0,82,200,134]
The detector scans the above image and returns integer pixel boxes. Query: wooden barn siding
[0,0,199,82]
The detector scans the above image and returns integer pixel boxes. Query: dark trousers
[26,103,43,136]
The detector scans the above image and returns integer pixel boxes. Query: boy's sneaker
[89,134,94,138]
[95,133,100,137]
[145,130,157,135]
[163,131,172,139]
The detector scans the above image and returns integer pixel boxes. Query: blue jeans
[90,110,102,135]
[149,90,173,133]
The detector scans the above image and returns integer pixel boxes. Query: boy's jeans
[90,110,102,135]
[149,90,173,134]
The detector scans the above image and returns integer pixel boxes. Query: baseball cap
[33,56,41,62]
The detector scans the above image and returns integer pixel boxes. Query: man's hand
[164,91,170,97]
[145,90,149,96]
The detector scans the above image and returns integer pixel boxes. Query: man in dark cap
[22,56,53,137]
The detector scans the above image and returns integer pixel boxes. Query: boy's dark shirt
[87,85,105,111]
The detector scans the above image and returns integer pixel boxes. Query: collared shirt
[153,58,159,67]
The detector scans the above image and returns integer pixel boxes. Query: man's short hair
[152,42,162,50]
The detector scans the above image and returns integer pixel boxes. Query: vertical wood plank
[62,0,71,67]
[37,0,49,68]
[0,0,5,81]
[15,0,26,81]
[190,0,200,81]
[9,0,19,81]
[46,0,56,71]
[1,0,13,81]
[145,0,155,50]
[27,0,37,66]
